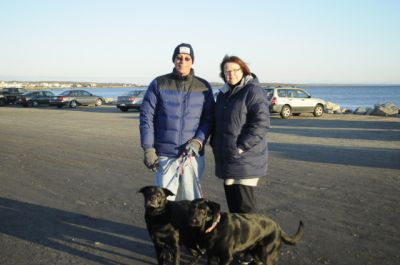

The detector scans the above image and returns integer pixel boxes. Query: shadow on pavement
[271,115,400,130]
[269,142,400,169]
[0,197,155,265]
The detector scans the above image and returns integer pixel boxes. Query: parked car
[265,87,326,119]
[0,87,27,104]
[116,89,146,112]
[49,90,104,108]
[0,94,5,106]
[16,90,55,107]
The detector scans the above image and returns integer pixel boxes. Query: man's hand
[144,148,158,171]
[184,139,202,157]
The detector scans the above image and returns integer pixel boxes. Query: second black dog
[139,186,202,265]
[188,198,304,265]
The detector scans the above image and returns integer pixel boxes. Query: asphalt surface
[0,105,399,265]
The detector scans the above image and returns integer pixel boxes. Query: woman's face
[224,62,243,86]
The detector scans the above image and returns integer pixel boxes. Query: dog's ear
[162,187,175,197]
[206,200,221,222]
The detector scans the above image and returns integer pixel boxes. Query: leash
[165,145,204,198]
[186,153,204,198]
[184,143,204,198]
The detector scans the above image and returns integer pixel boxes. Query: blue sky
[1,0,399,84]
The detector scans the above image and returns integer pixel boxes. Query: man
[140,43,214,201]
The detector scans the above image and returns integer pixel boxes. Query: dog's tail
[281,221,304,245]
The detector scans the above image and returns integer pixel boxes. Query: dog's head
[188,198,221,231]
[138,186,175,213]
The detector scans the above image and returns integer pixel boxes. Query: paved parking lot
[1,106,399,265]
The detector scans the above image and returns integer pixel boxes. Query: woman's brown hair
[219,55,251,82]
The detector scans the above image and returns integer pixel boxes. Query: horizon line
[2,79,400,87]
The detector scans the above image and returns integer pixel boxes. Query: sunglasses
[176,56,192,62]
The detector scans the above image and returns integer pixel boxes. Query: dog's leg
[187,250,202,265]
[154,244,164,265]
[172,240,180,265]
[265,241,281,265]
[266,250,279,265]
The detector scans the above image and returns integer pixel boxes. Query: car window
[81,91,91,96]
[264,88,274,99]
[295,90,309,98]
[287,90,297,98]
[128,90,146,96]
[277,89,286,97]
[44,91,54,96]
[60,91,70,96]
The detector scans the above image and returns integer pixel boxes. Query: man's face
[174,53,193,76]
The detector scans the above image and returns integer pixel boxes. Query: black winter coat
[211,75,270,179]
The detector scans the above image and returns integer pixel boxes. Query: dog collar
[205,213,221,233]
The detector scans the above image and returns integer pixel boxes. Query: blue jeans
[155,155,205,201]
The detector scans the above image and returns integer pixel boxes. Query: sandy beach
[0,105,399,265]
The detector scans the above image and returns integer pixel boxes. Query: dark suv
[0,88,27,104]
[49,90,104,108]
[265,87,326,118]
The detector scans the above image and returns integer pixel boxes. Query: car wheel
[57,105,63,108]
[280,105,291,119]
[95,98,102,106]
[313,104,324,117]
[69,101,77,108]
[119,107,128,112]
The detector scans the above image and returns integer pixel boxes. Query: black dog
[139,186,202,265]
[188,198,304,265]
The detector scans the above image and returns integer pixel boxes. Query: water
[298,85,400,110]
[52,85,400,110]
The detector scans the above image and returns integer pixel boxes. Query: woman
[211,55,270,213]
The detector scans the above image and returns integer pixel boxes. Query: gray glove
[184,139,202,157]
[144,148,158,171]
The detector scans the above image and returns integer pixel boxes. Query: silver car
[49,90,104,108]
[116,89,146,112]
[265,87,326,119]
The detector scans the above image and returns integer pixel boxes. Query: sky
[1,0,399,85]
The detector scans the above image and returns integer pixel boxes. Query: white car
[265,87,326,119]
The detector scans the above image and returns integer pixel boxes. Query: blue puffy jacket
[140,69,214,157]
